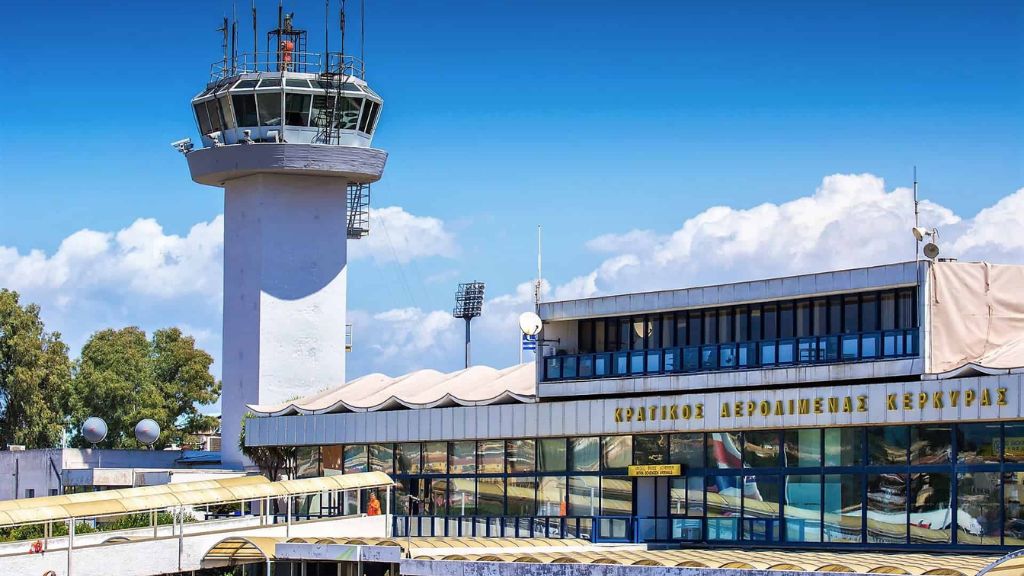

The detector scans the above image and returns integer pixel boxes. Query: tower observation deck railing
[210,52,366,82]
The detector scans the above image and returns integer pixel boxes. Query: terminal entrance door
[635,476,671,542]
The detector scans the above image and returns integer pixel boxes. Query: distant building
[0,448,239,501]
[244,260,1024,552]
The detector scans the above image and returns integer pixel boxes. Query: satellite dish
[923,242,940,259]
[134,419,161,447]
[518,312,543,336]
[81,417,108,445]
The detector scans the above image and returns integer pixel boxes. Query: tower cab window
[257,93,282,126]
[232,94,258,126]
[337,97,362,130]
[285,93,312,126]
[193,102,213,134]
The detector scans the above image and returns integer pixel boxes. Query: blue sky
[1,0,1022,391]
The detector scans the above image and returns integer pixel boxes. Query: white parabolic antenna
[518,312,543,336]
[135,419,161,447]
[82,417,108,445]
[923,242,940,259]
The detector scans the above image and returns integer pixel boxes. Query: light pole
[405,494,422,558]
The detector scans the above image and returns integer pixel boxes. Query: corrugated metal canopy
[0,474,268,512]
[204,536,279,563]
[404,541,1000,576]
[0,471,393,528]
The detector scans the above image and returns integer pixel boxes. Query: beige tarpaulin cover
[928,261,1024,374]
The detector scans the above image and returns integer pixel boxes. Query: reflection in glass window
[568,476,599,516]
[506,439,536,473]
[335,96,362,130]
[538,438,567,472]
[785,429,821,467]
[507,477,537,516]
[310,94,332,128]
[449,441,475,475]
[706,475,740,540]
[824,474,863,543]
[843,295,859,334]
[422,441,447,473]
[395,443,421,474]
[708,433,742,469]
[669,433,704,469]
[785,474,821,542]
[428,478,447,516]
[205,99,224,132]
[779,302,794,338]
[369,444,394,474]
[364,100,381,134]
[232,94,259,126]
[538,476,567,516]
[910,472,951,544]
[601,476,632,516]
[234,79,259,89]
[571,437,600,471]
[448,477,476,516]
[477,440,504,473]
[881,291,896,330]
[742,475,780,541]
[743,431,780,468]
[284,92,312,126]
[897,289,915,329]
[867,473,907,543]
[1004,424,1024,463]
[258,77,282,87]
[825,428,862,467]
[634,434,667,465]
[602,436,632,469]
[343,445,368,473]
[257,92,282,126]
[958,423,1000,464]
[322,445,343,473]
[294,446,321,478]
[862,293,878,332]
[957,472,1001,545]
[911,425,951,465]
[1004,472,1024,546]
[194,103,213,134]
[868,426,908,465]
[476,477,504,515]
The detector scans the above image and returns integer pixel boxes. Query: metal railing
[544,329,919,381]
[209,52,366,81]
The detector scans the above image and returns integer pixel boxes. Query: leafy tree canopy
[71,327,220,449]
[0,289,74,448]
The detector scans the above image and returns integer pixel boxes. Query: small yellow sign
[627,464,681,477]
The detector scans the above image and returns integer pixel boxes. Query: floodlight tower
[177,7,386,468]
[453,282,486,369]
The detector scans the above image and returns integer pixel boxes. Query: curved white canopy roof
[248,363,536,416]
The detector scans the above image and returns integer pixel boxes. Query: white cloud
[351,206,458,264]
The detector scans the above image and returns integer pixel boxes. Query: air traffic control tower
[178,10,386,468]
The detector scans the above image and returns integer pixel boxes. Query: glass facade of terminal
[295,421,1024,551]
[544,288,918,381]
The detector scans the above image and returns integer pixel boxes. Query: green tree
[0,289,74,448]
[71,327,220,449]
[239,412,294,480]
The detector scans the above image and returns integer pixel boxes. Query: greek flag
[522,333,538,351]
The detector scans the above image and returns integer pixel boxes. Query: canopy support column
[286,497,292,537]
[67,517,75,576]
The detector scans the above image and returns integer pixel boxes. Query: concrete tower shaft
[187,143,387,469]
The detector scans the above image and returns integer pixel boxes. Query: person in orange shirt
[367,492,382,516]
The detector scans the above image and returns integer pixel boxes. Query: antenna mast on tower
[913,167,919,262]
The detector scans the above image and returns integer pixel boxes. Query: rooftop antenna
[218,16,229,78]
[231,3,238,75]
[453,281,486,369]
[360,0,365,75]
[913,166,919,262]
[324,0,329,62]
[251,0,257,68]
[535,225,542,308]
[340,0,346,56]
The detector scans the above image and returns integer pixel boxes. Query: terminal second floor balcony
[543,328,919,382]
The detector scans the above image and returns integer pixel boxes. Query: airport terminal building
[245,260,1024,553]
